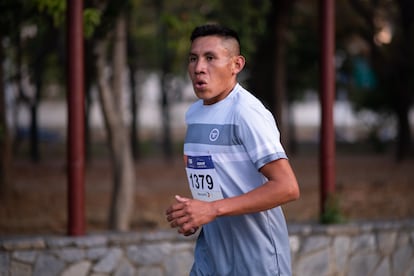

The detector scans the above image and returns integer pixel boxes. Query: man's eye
[206,56,214,61]
[189,56,197,62]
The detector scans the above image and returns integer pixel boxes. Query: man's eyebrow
[188,51,217,57]
[203,51,216,56]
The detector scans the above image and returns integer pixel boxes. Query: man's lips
[194,80,207,89]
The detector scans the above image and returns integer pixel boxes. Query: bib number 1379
[185,155,224,202]
[188,173,214,190]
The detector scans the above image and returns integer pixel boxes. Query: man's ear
[232,55,246,75]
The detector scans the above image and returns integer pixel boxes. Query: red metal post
[319,0,336,216]
[67,0,85,235]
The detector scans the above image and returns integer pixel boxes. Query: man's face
[188,36,239,105]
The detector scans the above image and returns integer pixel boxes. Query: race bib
[185,155,224,202]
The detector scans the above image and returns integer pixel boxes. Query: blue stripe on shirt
[185,123,242,146]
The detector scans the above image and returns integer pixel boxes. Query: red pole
[67,0,85,235]
[319,0,336,217]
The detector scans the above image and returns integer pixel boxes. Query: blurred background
[0,0,413,235]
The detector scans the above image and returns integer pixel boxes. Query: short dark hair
[190,24,241,52]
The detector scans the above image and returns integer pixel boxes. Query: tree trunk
[394,0,413,161]
[94,19,135,231]
[112,15,126,112]
[126,10,140,161]
[0,37,12,198]
[395,104,411,161]
[128,67,139,160]
[271,1,295,149]
[273,7,288,145]
[156,0,173,159]
[84,39,96,163]
[29,95,40,162]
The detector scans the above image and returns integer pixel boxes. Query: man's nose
[194,59,206,73]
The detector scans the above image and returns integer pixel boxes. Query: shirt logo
[209,128,220,142]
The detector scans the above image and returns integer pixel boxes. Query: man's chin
[195,90,209,98]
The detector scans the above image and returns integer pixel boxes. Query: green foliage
[36,0,66,27]
[125,0,272,74]
[211,0,271,60]
[83,8,101,38]
[160,11,207,73]
[286,2,319,100]
[34,0,101,38]
[320,193,346,224]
